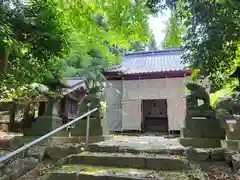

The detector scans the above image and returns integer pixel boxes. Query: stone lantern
[24,78,69,136]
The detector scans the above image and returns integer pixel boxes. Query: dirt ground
[18,159,56,180]
[200,161,239,180]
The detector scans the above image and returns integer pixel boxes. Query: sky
[149,10,171,48]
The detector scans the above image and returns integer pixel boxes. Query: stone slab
[221,140,240,151]
[179,138,222,148]
[186,109,215,118]
[226,131,240,140]
[210,148,225,161]
[49,135,112,145]
[45,144,84,159]
[89,136,185,155]
[67,152,190,171]
[48,165,192,180]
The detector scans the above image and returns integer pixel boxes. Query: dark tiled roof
[63,77,86,88]
[107,49,187,74]
[62,77,87,95]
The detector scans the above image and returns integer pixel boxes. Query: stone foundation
[24,116,64,136]
[179,138,222,148]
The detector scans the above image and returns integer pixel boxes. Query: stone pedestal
[221,119,240,150]
[24,116,65,136]
[70,117,102,136]
[180,109,225,148]
[182,116,225,139]
[73,100,103,136]
[24,96,66,136]
[180,83,225,148]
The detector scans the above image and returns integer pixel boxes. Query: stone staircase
[46,144,202,180]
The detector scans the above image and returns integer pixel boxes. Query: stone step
[88,144,185,155]
[64,152,190,171]
[47,164,193,180]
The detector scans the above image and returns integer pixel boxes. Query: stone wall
[0,135,109,180]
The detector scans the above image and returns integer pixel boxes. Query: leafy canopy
[164,0,240,91]
[0,0,152,101]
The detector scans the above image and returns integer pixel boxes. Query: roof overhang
[104,69,192,81]
[62,77,88,95]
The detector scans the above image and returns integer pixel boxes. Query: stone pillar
[71,100,103,136]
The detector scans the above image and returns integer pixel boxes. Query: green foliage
[210,81,237,107]
[146,0,178,13]
[162,9,185,49]
[60,0,151,105]
[0,0,153,102]
[0,0,67,101]
[129,33,158,52]
[169,0,240,91]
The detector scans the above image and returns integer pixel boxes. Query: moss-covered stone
[24,116,65,136]
[0,175,9,180]
[221,140,240,150]
[47,172,78,180]
[47,165,192,180]
[185,147,210,161]
[182,83,226,149]
[187,109,215,118]
[70,118,102,136]
[224,150,237,165]
[26,146,46,161]
[145,156,190,171]
[180,138,222,148]
[3,157,39,180]
[45,144,83,159]
[210,148,225,161]
[69,152,146,169]
[232,153,240,171]
[67,152,190,171]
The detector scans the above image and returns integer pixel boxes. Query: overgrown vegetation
[162,0,240,105]
[0,0,161,103]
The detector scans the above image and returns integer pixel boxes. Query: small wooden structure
[0,77,89,132]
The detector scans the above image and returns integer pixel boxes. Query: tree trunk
[0,47,10,79]
[9,101,16,132]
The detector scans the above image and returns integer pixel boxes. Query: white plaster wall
[104,80,123,131]
[122,77,190,131]
[121,99,142,130]
[105,77,210,131]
